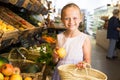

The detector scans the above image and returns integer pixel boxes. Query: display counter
[96,29,109,50]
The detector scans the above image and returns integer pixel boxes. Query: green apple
[0,61,4,67]
[0,56,9,67]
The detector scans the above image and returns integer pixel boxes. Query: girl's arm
[76,36,91,69]
[83,36,91,64]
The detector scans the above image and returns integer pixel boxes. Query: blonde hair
[61,3,81,19]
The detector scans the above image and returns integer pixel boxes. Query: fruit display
[0,6,40,50]
[0,62,43,80]
[5,10,35,30]
[0,19,17,32]
[0,55,46,80]
[0,63,22,80]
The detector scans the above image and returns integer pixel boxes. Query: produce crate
[1,30,19,40]
[0,6,39,49]
[11,60,46,80]
[8,48,46,80]
[0,31,19,50]
[0,6,35,31]
[0,18,19,49]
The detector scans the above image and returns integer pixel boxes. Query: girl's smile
[61,7,81,31]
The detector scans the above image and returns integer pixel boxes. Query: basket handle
[8,48,17,60]
[18,47,30,54]
[8,48,35,63]
[68,63,91,78]
[76,62,91,69]
[9,48,27,60]
[84,63,91,68]
[75,63,91,70]
[17,49,26,60]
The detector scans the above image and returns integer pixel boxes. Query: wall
[96,29,109,50]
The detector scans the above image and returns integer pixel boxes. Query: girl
[52,3,91,80]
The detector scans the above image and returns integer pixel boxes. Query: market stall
[0,0,56,79]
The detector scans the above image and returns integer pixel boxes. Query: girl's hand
[52,47,59,63]
[76,61,91,69]
[76,61,86,69]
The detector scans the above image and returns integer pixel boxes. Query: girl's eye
[64,18,69,20]
[64,17,79,20]
[73,17,78,20]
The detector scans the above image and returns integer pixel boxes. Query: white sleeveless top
[57,32,88,66]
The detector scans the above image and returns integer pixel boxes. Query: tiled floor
[91,37,120,80]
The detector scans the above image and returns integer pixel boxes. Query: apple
[13,67,21,74]
[56,48,66,58]
[1,64,14,76]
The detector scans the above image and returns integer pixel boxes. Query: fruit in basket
[0,72,4,80]
[24,76,32,80]
[13,67,21,74]
[9,74,22,80]
[0,56,9,67]
[56,48,66,58]
[1,63,14,76]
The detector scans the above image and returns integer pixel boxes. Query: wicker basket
[8,48,46,80]
[9,47,39,62]
[58,64,107,80]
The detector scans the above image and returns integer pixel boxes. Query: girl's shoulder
[79,32,90,42]
[79,32,89,38]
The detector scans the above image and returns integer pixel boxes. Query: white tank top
[57,32,88,65]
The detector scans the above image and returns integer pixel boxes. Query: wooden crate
[0,6,35,30]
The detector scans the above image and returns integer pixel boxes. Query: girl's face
[61,7,81,31]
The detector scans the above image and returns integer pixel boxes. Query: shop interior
[0,0,120,80]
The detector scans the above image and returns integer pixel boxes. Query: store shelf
[0,6,43,50]
[0,0,48,15]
